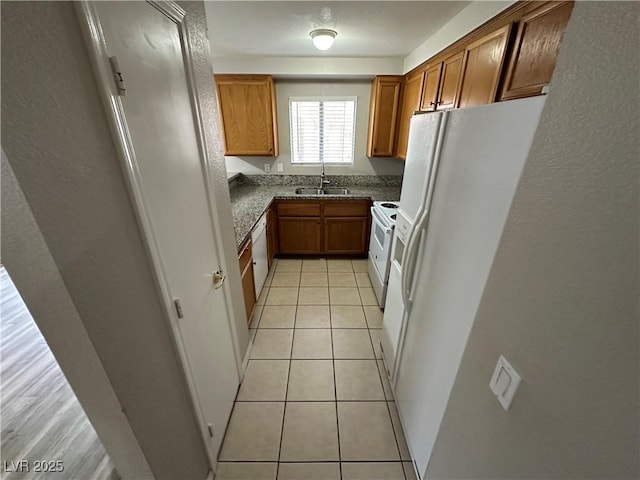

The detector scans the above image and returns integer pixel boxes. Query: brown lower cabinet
[324,217,369,255]
[277,217,322,254]
[276,199,371,256]
[238,240,256,324]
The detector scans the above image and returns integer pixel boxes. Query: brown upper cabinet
[367,76,403,157]
[395,70,425,160]
[214,74,279,156]
[420,62,443,112]
[364,1,573,161]
[436,51,466,110]
[501,1,574,100]
[458,24,512,108]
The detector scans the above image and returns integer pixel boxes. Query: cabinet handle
[373,147,377,153]
[429,101,436,106]
[253,261,257,265]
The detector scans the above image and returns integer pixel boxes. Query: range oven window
[374,221,387,248]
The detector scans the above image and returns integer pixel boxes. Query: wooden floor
[0,267,120,480]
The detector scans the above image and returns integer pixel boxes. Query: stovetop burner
[391,214,397,220]
[381,203,398,209]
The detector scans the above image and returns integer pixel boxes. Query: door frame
[75,1,243,470]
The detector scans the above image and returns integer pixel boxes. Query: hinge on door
[173,298,184,319]
[109,56,127,96]
[207,423,214,437]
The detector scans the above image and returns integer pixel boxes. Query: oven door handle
[370,206,392,234]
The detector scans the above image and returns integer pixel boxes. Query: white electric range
[368,201,399,308]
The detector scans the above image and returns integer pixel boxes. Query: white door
[93,1,239,463]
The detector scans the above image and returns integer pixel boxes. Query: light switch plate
[489,355,521,411]
[277,163,284,172]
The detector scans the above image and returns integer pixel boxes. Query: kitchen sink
[323,187,350,195]
[294,187,350,195]
[295,187,325,195]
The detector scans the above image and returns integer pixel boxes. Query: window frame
[289,95,358,166]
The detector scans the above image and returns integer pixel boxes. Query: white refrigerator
[380,96,545,479]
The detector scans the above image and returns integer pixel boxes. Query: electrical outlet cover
[489,355,521,411]
[264,164,270,173]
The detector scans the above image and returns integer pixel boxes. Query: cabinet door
[437,51,465,110]
[215,75,278,156]
[277,217,322,254]
[241,264,256,324]
[238,241,256,324]
[458,24,512,108]
[501,1,574,100]
[324,217,369,255]
[395,70,425,160]
[420,62,443,112]
[367,76,403,157]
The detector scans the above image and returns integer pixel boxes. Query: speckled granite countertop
[229,175,402,250]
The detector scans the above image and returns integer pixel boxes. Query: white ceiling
[204,1,470,58]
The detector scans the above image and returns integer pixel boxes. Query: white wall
[425,2,639,478]
[403,1,516,73]
[225,80,405,176]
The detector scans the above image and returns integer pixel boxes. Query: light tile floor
[217,258,417,480]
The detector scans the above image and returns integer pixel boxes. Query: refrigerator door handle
[401,219,422,311]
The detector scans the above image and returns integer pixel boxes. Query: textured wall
[1,2,210,478]
[224,80,406,176]
[425,1,639,478]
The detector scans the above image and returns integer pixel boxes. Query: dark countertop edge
[234,192,386,253]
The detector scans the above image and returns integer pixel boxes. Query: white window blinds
[289,97,356,164]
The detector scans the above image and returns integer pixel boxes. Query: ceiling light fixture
[310,29,337,51]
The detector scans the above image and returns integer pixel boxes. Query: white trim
[75,1,242,471]
[289,95,359,102]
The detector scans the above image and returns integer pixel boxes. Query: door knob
[212,270,226,289]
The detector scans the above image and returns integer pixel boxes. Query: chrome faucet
[319,159,330,190]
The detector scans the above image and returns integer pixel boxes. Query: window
[289,96,356,164]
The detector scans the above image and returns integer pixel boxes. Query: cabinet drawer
[324,201,370,217]
[277,201,321,217]
[238,240,253,272]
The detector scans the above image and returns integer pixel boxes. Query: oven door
[369,207,392,282]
